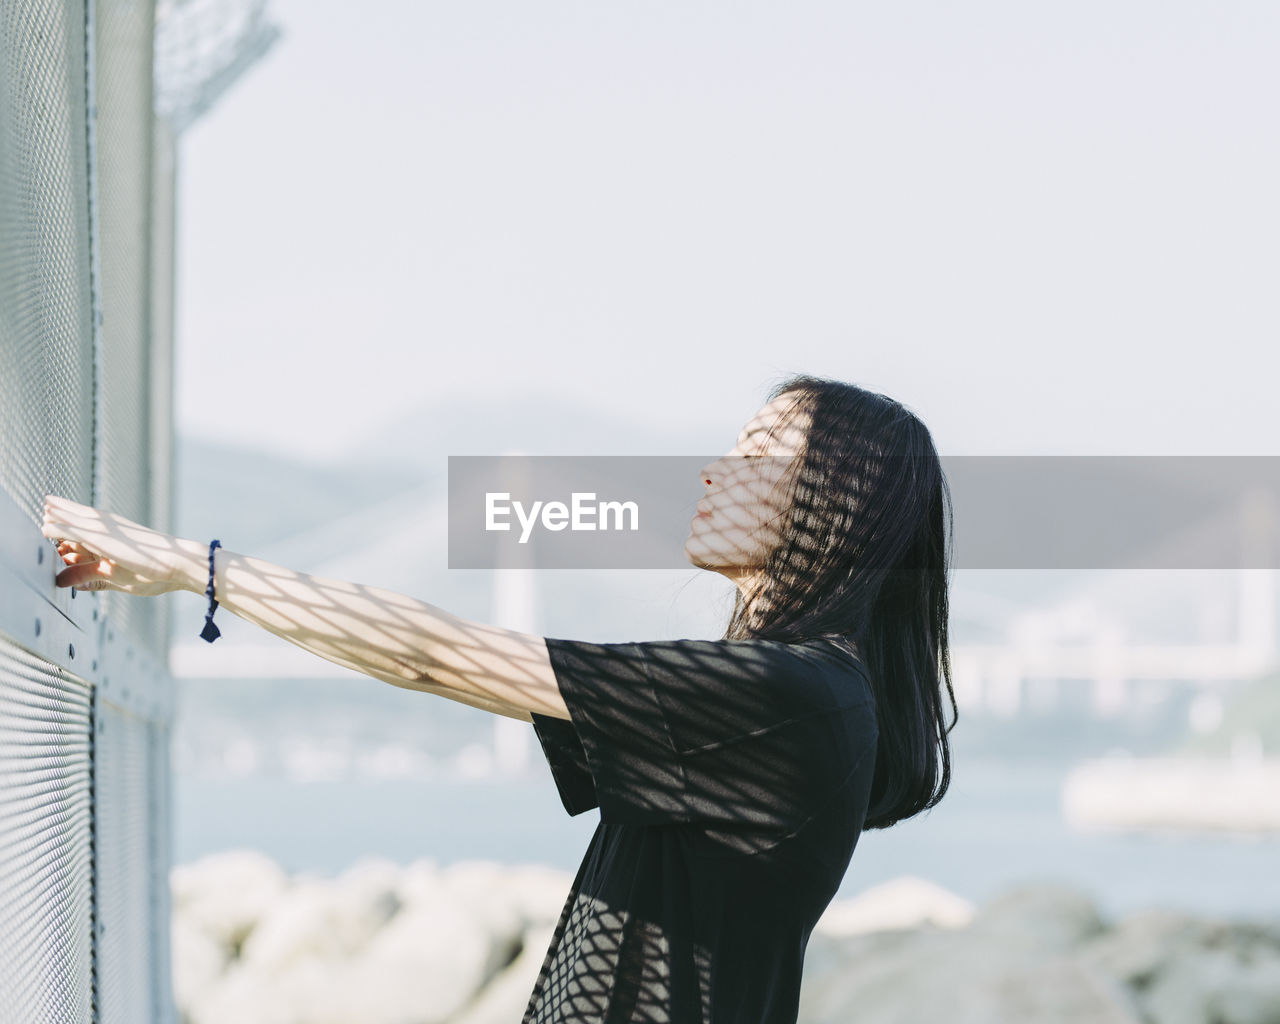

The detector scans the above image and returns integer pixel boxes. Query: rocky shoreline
[172,851,1280,1024]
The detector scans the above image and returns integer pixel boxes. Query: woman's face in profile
[685,395,810,581]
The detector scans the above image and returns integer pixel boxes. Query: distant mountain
[175,434,417,555]
[337,392,730,474]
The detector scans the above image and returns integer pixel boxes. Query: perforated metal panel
[0,644,95,1024]
[0,0,97,518]
[0,0,177,1019]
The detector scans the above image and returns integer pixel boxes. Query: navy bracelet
[199,539,222,643]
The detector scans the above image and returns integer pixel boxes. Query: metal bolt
[92,609,98,622]
[68,644,75,659]
[34,619,40,637]
[37,547,43,565]
[70,587,76,600]
[92,660,97,672]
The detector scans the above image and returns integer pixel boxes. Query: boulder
[799,882,1137,1024]
[451,922,559,1024]
[341,887,499,1023]
[186,861,496,1024]
[814,875,975,938]
[189,955,335,1024]
[1077,908,1212,987]
[170,849,288,956]
[169,914,229,1009]
[1142,944,1280,1024]
[235,870,399,974]
[966,881,1108,954]
[490,862,575,927]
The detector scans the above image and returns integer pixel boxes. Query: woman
[41,372,957,1024]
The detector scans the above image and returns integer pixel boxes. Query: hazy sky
[174,0,1279,465]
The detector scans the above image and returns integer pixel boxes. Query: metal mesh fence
[0,644,95,1024]
[0,0,177,1019]
[0,0,97,519]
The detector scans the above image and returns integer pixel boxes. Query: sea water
[172,756,1280,922]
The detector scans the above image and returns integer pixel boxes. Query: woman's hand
[40,494,188,596]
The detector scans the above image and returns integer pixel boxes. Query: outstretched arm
[40,496,570,723]
[168,540,571,723]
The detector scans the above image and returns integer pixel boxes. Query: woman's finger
[54,560,112,589]
[40,499,177,588]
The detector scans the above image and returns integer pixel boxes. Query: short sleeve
[529,708,600,816]
[529,636,876,835]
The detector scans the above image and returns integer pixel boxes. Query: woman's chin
[683,536,709,568]
[684,536,725,572]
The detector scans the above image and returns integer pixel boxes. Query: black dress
[524,635,878,1023]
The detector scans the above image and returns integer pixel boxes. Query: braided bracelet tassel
[200,539,222,643]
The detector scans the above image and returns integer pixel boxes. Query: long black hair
[721,373,957,829]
